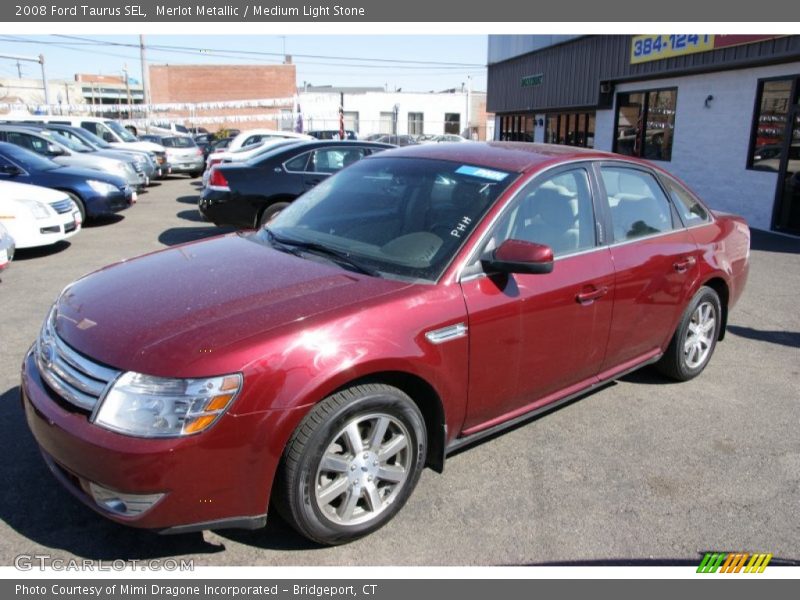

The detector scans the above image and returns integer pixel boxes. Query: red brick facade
[148,64,297,132]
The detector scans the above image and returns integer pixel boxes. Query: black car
[200,140,393,228]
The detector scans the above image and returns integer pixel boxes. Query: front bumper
[21,349,299,531]
[84,187,134,217]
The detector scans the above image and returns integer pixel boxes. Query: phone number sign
[630,35,714,64]
[630,34,781,64]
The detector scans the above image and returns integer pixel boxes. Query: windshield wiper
[264,228,380,277]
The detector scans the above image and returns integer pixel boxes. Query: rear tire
[274,384,427,545]
[656,286,722,381]
[259,201,290,227]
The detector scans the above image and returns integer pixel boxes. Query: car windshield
[261,156,517,282]
[70,127,111,149]
[162,136,196,148]
[0,142,60,171]
[41,130,91,152]
[105,121,138,142]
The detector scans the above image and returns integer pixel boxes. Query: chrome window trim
[455,157,715,284]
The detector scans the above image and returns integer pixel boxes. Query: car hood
[53,233,410,377]
[0,179,70,202]
[44,165,128,188]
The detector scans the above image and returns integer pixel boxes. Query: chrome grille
[50,198,75,214]
[36,309,120,412]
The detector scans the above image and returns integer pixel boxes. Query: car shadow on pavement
[190,181,203,188]
[0,386,225,561]
[176,209,206,223]
[214,515,322,552]
[176,195,199,205]
[618,365,680,385]
[84,215,125,228]
[158,226,234,247]
[727,325,800,348]
[750,229,800,254]
[12,241,71,260]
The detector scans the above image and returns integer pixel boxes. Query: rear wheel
[274,384,427,545]
[258,201,290,227]
[657,286,722,381]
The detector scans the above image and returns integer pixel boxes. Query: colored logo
[697,552,772,573]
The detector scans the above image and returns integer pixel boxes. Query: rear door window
[600,166,676,241]
[662,178,710,226]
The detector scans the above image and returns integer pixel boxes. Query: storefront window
[614,88,677,161]
[498,113,535,141]
[748,79,793,171]
[543,112,595,148]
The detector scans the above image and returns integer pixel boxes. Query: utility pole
[139,34,151,133]
[123,63,132,118]
[16,60,22,78]
[38,54,51,114]
[465,75,472,140]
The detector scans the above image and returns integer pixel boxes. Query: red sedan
[22,142,750,544]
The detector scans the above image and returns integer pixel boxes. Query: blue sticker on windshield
[455,165,509,181]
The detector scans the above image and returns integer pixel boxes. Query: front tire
[65,191,86,223]
[657,286,722,381]
[275,384,427,545]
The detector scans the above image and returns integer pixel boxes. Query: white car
[205,130,312,171]
[0,222,14,270]
[0,180,81,248]
[202,137,308,188]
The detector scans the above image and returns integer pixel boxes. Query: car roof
[257,140,394,152]
[380,142,622,173]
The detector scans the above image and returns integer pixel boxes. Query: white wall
[299,91,477,137]
[595,62,800,231]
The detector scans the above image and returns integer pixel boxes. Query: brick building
[148,63,297,131]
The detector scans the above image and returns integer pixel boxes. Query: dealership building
[487,35,800,235]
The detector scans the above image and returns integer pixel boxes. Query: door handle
[673,256,697,273]
[306,178,322,187]
[576,286,608,305]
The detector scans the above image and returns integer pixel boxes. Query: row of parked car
[0,115,227,272]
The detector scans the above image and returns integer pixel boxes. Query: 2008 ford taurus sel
[22,143,750,544]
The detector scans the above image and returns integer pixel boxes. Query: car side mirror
[0,164,21,176]
[102,133,115,143]
[481,239,554,275]
[46,143,66,156]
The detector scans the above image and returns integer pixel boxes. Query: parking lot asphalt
[0,177,798,567]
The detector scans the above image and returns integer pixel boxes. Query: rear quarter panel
[687,213,751,310]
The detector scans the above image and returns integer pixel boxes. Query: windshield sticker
[455,165,509,181]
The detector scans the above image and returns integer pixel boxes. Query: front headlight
[94,371,242,437]
[87,180,119,196]
[20,199,53,220]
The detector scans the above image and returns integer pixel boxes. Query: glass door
[774,109,800,234]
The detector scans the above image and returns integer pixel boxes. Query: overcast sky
[0,35,489,93]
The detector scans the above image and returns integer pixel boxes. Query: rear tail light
[207,157,222,169]
[208,167,230,190]
[196,148,203,156]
